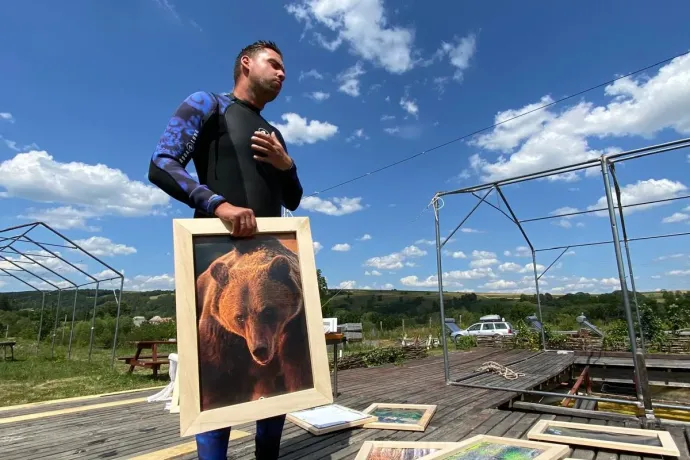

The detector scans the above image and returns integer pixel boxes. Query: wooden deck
[1,348,688,459]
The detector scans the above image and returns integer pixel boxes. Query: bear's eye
[235,314,246,323]
[260,307,277,322]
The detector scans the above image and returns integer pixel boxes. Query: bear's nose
[253,346,269,362]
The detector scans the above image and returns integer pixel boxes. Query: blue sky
[1,0,690,295]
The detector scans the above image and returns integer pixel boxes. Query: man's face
[244,49,286,102]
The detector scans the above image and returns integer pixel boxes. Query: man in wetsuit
[147,40,302,460]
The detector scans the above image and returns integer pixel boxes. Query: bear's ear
[210,262,229,286]
[267,255,291,282]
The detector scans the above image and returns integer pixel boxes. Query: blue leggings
[195,414,286,460]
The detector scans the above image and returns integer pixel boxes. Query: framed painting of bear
[172,216,333,437]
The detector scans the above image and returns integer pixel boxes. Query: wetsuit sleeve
[273,129,304,211]
[148,91,227,215]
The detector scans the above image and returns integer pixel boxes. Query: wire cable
[305,49,690,198]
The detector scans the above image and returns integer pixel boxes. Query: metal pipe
[20,235,98,283]
[538,247,570,281]
[471,192,515,223]
[448,381,643,407]
[110,277,125,368]
[605,137,690,161]
[67,288,79,359]
[37,292,45,354]
[532,250,547,351]
[600,157,652,414]
[88,283,100,362]
[6,246,77,287]
[494,186,534,252]
[609,162,645,351]
[536,230,690,253]
[433,196,451,383]
[51,290,62,359]
[442,187,493,247]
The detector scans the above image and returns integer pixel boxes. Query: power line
[305,49,690,198]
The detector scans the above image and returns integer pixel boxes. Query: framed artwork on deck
[527,420,680,457]
[419,434,570,460]
[361,403,437,431]
[286,403,377,435]
[172,217,333,437]
[354,441,460,460]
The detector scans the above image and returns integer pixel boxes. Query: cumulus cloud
[73,236,137,257]
[270,113,338,145]
[331,243,351,252]
[365,245,427,270]
[301,196,365,216]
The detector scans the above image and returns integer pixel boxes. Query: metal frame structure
[431,137,690,420]
[0,222,125,367]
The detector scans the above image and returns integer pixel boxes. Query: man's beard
[252,76,280,102]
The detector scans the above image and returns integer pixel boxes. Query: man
[148,40,302,460]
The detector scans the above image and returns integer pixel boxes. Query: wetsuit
[148,91,303,460]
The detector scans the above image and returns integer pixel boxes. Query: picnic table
[325,332,346,398]
[118,339,176,378]
[0,340,15,361]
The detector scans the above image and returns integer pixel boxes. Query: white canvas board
[289,404,369,429]
[323,318,338,333]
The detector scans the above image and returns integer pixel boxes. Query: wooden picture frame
[420,434,570,460]
[286,404,377,435]
[354,441,459,460]
[527,420,680,457]
[173,217,333,437]
[361,403,436,431]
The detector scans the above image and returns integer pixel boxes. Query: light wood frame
[361,403,437,431]
[420,434,570,460]
[527,420,680,457]
[354,441,460,460]
[172,217,333,437]
[286,404,377,435]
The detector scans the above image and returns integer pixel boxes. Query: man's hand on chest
[250,130,294,171]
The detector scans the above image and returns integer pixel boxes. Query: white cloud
[338,280,357,289]
[346,128,369,143]
[400,96,418,117]
[73,236,137,257]
[331,243,351,252]
[0,112,15,123]
[299,69,324,81]
[668,269,690,276]
[662,212,689,223]
[364,245,427,270]
[587,178,687,216]
[365,270,382,276]
[307,91,330,102]
[313,241,323,254]
[482,279,518,290]
[434,33,477,81]
[381,115,395,121]
[270,113,338,145]
[301,196,365,215]
[336,62,365,97]
[460,228,481,233]
[401,267,496,289]
[358,234,372,241]
[286,0,415,74]
[448,251,466,259]
[18,206,101,231]
[467,54,690,182]
[126,274,175,291]
[0,151,169,227]
[498,262,521,272]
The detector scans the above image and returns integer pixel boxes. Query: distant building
[133,316,146,327]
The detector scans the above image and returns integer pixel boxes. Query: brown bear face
[209,251,302,366]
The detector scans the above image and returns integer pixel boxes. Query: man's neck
[231,83,264,111]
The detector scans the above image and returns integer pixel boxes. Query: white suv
[451,320,514,343]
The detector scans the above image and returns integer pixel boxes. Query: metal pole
[36,292,45,354]
[51,290,62,359]
[609,162,645,351]
[433,196,451,383]
[531,250,547,351]
[600,157,653,417]
[88,283,100,362]
[110,277,124,368]
[67,288,79,359]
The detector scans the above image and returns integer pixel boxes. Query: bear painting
[193,234,314,412]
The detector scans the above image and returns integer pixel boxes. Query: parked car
[450,318,515,343]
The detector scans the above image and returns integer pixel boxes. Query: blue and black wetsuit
[148,91,299,459]
[148,91,303,218]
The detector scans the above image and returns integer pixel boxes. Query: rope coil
[476,361,525,380]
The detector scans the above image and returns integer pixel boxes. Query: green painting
[368,447,439,460]
[441,441,544,459]
[371,408,425,425]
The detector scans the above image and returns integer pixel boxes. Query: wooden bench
[0,341,15,361]
[118,340,176,378]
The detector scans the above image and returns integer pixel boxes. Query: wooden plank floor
[7,348,685,459]
[574,355,690,370]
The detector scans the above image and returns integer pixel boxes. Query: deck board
[1,348,688,459]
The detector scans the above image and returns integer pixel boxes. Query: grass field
[0,340,176,407]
